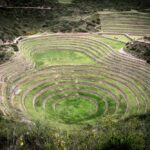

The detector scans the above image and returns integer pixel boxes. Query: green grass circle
[54,98,97,124]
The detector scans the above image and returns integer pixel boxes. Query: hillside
[1,0,150,9]
[125,40,150,63]
[0,112,150,150]
[0,0,58,7]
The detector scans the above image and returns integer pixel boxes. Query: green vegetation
[102,34,131,43]
[0,0,150,149]
[72,0,150,10]
[0,45,17,64]
[59,0,72,4]
[32,50,94,67]
[54,98,97,123]
[0,0,59,7]
[0,6,150,42]
[94,35,125,50]
[1,0,150,9]
[0,50,13,63]
[19,34,125,67]
[6,34,148,131]
[0,112,150,150]
[1,32,150,148]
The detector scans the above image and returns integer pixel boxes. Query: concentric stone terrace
[1,33,150,130]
